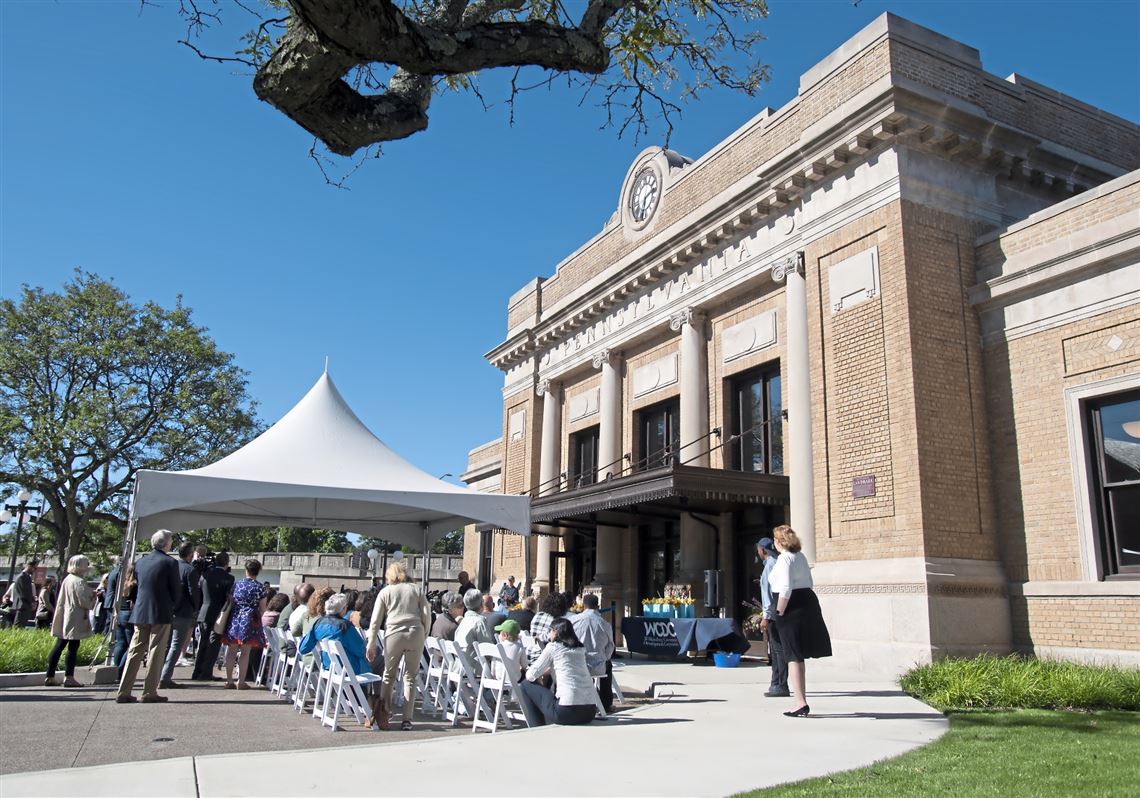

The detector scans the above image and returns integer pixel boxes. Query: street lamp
[2,489,44,585]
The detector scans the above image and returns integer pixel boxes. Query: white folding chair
[472,642,528,733]
[256,627,280,687]
[316,639,382,731]
[609,660,627,705]
[310,642,333,722]
[519,630,536,650]
[441,639,478,726]
[271,629,300,698]
[293,658,319,713]
[423,637,447,718]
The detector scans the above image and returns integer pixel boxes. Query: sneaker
[176,658,192,667]
[63,678,84,688]
[140,695,169,703]
[116,695,138,704]
[400,721,413,731]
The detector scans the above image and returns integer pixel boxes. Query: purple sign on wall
[853,475,876,498]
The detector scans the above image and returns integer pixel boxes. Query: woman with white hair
[45,555,97,687]
[299,592,372,677]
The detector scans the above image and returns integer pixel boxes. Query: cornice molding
[488,92,1100,371]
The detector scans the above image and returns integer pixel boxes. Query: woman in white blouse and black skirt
[769,524,832,717]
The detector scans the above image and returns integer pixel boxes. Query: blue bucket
[712,652,741,668]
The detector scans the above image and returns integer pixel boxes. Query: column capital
[536,379,559,397]
[771,251,805,283]
[591,349,617,369]
[668,307,705,332]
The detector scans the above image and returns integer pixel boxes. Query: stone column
[534,379,562,593]
[595,349,623,480]
[670,307,709,466]
[773,252,816,563]
[592,350,623,596]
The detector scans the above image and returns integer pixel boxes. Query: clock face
[629,169,660,223]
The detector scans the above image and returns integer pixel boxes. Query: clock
[629,168,660,224]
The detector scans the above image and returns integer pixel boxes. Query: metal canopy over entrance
[529,463,789,529]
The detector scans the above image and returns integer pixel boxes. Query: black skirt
[774,588,832,662]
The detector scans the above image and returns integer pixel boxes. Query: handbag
[213,596,233,636]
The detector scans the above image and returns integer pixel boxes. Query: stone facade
[466,14,1139,674]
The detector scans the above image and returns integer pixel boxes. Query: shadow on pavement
[806,711,946,721]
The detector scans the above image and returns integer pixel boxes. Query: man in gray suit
[117,530,180,704]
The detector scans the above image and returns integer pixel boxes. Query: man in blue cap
[757,537,789,698]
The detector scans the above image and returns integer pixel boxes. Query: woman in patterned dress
[222,559,268,689]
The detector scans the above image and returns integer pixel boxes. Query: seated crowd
[45,532,618,731]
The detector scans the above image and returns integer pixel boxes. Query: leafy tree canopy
[176,0,770,161]
[179,526,355,554]
[0,271,261,562]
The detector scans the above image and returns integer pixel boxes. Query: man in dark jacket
[116,531,180,704]
[10,561,37,628]
[93,560,120,633]
[507,595,537,631]
[191,552,234,681]
[159,543,201,689]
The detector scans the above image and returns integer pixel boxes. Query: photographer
[191,551,234,682]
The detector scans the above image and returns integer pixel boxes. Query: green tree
[0,272,261,562]
[179,526,354,554]
[431,528,464,555]
[178,1,769,158]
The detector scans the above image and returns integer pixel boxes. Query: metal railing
[527,418,783,499]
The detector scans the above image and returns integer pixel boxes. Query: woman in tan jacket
[47,555,97,687]
[365,560,431,730]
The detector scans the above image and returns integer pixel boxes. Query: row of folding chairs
[253,626,614,735]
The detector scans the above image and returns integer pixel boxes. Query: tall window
[729,367,783,474]
[636,399,680,471]
[569,426,599,489]
[1088,390,1140,577]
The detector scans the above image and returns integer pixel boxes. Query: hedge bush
[901,654,1140,711]
[0,627,106,674]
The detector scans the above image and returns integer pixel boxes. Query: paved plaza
[0,658,947,797]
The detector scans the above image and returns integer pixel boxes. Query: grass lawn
[0,627,106,673]
[738,710,1140,797]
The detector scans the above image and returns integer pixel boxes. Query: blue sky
[2,0,1138,484]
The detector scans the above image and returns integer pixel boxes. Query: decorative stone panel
[568,387,600,422]
[722,311,778,363]
[829,246,881,313]
[632,353,679,398]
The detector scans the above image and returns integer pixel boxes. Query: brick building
[461,14,1139,676]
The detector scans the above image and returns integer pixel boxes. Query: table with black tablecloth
[622,616,750,658]
[671,618,749,655]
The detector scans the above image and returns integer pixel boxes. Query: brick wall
[806,201,927,562]
[901,203,998,561]
[976,180,1140,274]
[1011,596,1140,651]
[983,304,1139,583]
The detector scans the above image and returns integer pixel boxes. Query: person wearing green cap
[493,619,526,679]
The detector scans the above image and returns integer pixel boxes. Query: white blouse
[768,551,813,599]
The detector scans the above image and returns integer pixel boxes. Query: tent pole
[421,523,429,592]
[107,481,141,665]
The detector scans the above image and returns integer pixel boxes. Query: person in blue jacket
[299,592,370,675]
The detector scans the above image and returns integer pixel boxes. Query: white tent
[126,371,530,554]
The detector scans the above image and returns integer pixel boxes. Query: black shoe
[141,695,169,703]
[765,690,790,698]
[116,695,138,704]
[783,704,810,717]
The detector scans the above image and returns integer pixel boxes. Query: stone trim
[813,582,1007,597]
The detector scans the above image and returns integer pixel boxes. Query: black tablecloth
[671,618,737,654]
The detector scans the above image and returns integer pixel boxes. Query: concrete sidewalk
[0,660,947,797]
